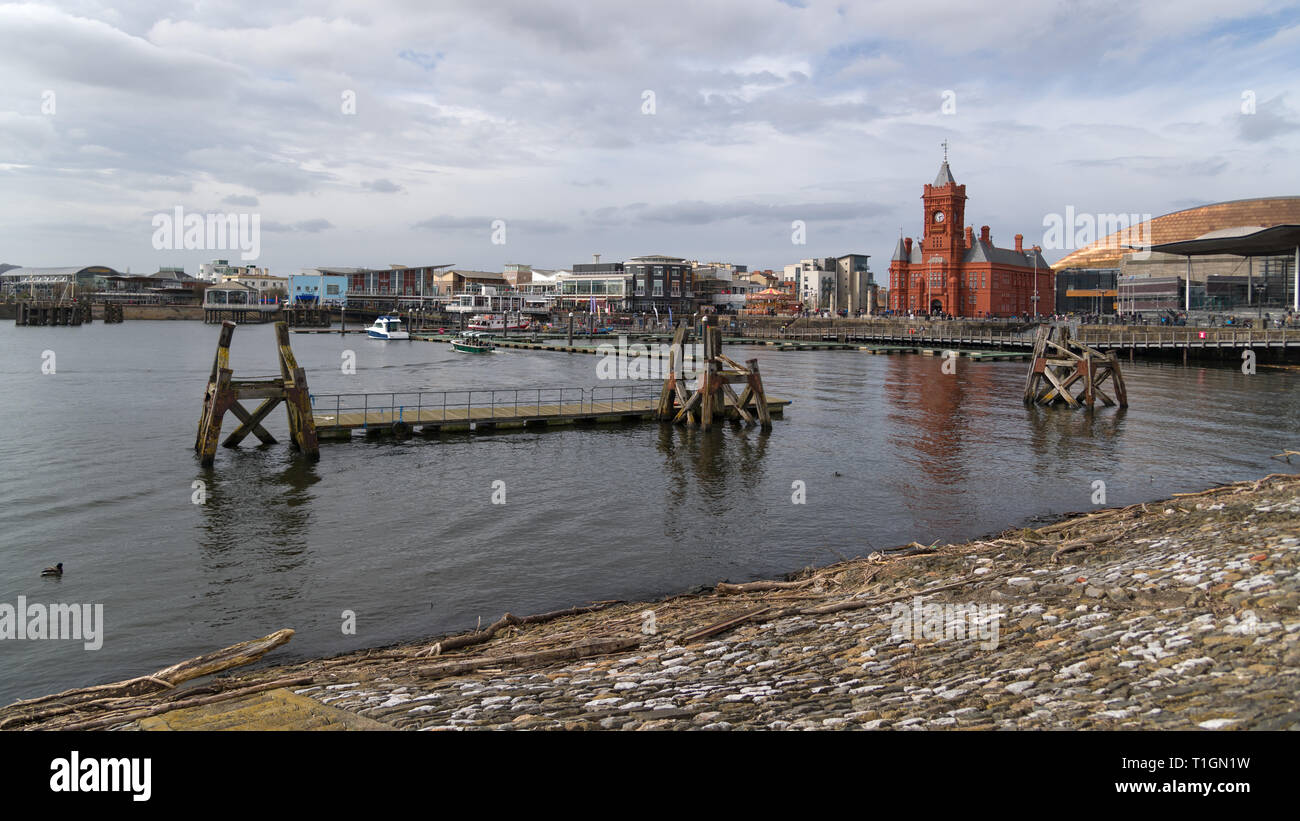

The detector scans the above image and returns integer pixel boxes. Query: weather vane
[941,139,949,162]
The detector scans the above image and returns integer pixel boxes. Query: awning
[1150,224,1300,257]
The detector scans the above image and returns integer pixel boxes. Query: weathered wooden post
[657,321,689,420]
[195,321,319,467]
[1023,325,1128,409]
[669,316,772,430]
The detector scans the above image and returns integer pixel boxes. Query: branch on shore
[0,629,295,730]
[795,574,1009,617]
[414,637,639,680]
[715,577,826,595]
[680,606,772,643]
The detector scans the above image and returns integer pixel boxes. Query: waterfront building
[287,270,349,306]
[1053,197,1300,315]
[623,255,693,315]
[202,279,260,307]
[1054,268,1118,315]
[562,257,628,312]
[692,261,753,314]
[888,157,1052,317]
[780,256,871,313]
[198,259,268,283]
[0,265,122,298]
[219,272,287,299]
[785,258,836,310]
[344,264,452,307]
[503,263,533,287]
[834,254,873,314]
[99,269,208,304]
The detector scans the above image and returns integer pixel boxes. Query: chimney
[903,237,913,257]
[593,253,601,264]
[980,225,991,244]
[1015,234,1023,253]
[965,226,974,248]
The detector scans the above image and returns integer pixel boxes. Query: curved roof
[0,265,122,282]
[1152,224,1300,257]
[1053,197,1300,269]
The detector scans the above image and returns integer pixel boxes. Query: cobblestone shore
[204,472,1299,731]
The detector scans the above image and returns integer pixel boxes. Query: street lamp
[1029,248,1040,319]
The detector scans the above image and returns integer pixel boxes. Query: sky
[1,0,1298,276]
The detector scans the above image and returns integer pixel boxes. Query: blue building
[287,270,349,306]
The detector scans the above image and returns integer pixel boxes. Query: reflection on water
[1,321,1299,702]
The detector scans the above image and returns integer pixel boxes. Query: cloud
[412,215,569,232]
[263,218,334,233]
[363,178,403,193]
[0,0,1295,275]
[584,199,892,226]
[1237,93,1299,142]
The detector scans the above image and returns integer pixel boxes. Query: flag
[590,295,596,314]
[668,307,673,326]
[652,305,659,321]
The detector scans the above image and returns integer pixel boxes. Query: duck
[41,562,63,577]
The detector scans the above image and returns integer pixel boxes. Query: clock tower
[923,146,966,268]
[887,146,1049,318]
[919,143,966,313]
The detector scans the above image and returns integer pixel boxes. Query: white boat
[468,313,530,331]
[366,315,409,339]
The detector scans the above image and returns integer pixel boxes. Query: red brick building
[889,158,1053,317]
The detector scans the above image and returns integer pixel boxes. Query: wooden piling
[667,315,773,430]
[195,321,319,467]
[1023,325,1128,409]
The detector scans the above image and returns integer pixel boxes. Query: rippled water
[1,321,1297,703]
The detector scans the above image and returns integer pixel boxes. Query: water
[1,321,1297,703]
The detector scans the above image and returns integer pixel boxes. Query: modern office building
[1053,197,1300,314]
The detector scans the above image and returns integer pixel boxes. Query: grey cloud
[412,215,569,232]
[584,200,891,227]
[222,194,260,206]
[363,178,404,193]
[264,219,334,233]
[1238,94,1299,142]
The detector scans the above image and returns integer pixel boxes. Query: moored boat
[366,315,409,340]
[468,313,530,331]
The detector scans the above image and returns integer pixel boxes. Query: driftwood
[796,575,1006,617]
[1051,537,1101,563]
[680,606,771,643]
[715,577,824,595]
[50,676,313,732]
[413,603,623,659]
[0,629,295,730]
[414,637,638,680]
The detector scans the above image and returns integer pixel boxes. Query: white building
[782,255,873,312]
[198,259,269,283]
[692,261,754,312]
[219,272,287,295]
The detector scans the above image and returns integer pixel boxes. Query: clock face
[934,211,945,223]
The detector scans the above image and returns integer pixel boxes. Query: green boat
[451,334,494,354]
